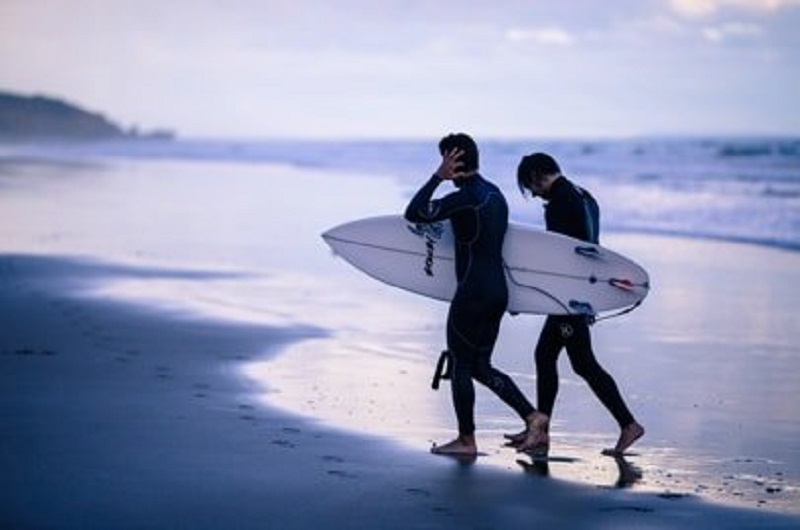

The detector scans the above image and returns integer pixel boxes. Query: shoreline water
[251,231,800,515]
[3,136,799,252]
[2,150,800,526]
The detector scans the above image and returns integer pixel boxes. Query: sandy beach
[2,152,800,528]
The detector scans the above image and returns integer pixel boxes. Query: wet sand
[252,232,800,515]
[4,252,800,529]
[2,154,799,527]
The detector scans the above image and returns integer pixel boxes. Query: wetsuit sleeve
[404,175,471,223]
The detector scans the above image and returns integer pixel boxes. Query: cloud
[702,21,764,41]
[504,27,576,46]
[670,0,800,17]
[2,0,798,137]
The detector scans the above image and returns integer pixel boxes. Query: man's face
[526,174,547,198]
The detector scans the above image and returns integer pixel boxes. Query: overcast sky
[1,0,799,138]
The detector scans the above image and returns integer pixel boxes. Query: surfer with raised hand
[511,152,645,457]
[404,133,548,457]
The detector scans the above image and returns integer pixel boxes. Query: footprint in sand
[322,455,345,464]
[405,487,431,498]
[599,505,654,513]
[271,439,296,449]
[95,333,115,345]
[10,348,57,357]
[231,404,260,422]
[155,366,173,380]
[192,382,211,397]
[223,353,249,361]
[327,469,357,479]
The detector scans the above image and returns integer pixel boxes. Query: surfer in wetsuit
[404,133,548,456]
[511,152,644,456]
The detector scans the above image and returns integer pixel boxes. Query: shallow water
[253,232,800,514]
[2,154,799,514]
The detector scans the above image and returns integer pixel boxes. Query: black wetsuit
[536,176,634,428]
[405,174,535,436]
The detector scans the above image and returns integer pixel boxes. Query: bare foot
[516,412,550,456]
[503,428,527,447]
[602,421,645,456]
[431,435,477,456]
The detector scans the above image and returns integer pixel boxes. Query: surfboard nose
[320,230,338,253]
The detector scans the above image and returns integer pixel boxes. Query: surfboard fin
[609,278,635,290]
[568,300,597,324]
[574,245,601,259]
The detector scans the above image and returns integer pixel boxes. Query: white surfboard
[321,215,649,316]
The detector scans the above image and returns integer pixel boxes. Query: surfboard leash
[431,350,452,390]
[504,262,646,324]
[593,300,644,323]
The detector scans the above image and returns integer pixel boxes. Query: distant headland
[0,90,176,141]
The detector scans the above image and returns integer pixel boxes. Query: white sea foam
[3,136,799,249]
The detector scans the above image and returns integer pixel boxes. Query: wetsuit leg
[448,298,534,436]
[534,316,565,417]
[562,316,635,428]
[447,347,477,436]
[446,301,477,436]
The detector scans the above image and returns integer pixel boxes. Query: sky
[1,0,799,139]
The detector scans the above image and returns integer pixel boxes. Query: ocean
[3,136,799,251]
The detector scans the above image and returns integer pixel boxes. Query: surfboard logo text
[407,222,444,276]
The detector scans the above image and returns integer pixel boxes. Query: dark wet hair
[517,152,561,195]
[439,133,479,172]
